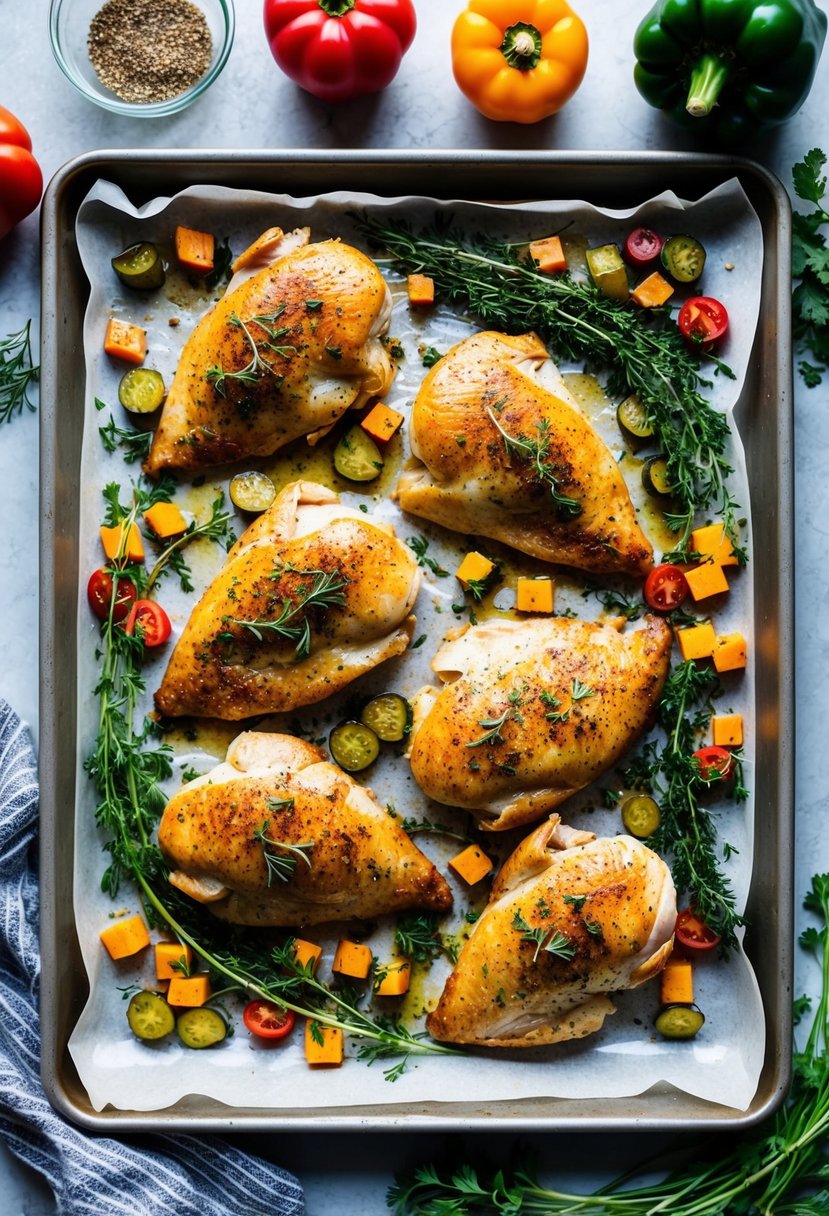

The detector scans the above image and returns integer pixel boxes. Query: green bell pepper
[633,0,827,141]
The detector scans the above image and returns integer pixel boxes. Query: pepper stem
[316,0,356,17]
[685,53,730,118]
[500,22,543,71]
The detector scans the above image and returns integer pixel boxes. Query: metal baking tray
[39,149,794,1132]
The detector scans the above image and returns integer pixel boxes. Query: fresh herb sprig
[206,307,294,396]
[389,872,829,1214]
[512,909,576,963]
[253,819,314,885]
[99,417,153,464]
[792,148,829,386]
[486,409,580,518]
[227,564,348,660]
[0,321,38,425]
[357,214,738,545]
[407,534,449,578]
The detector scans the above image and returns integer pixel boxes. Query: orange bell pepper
[451,0,589,124]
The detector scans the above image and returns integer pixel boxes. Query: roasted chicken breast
[158,731,452,926]
[145,228,395,476]
[155,480,420,719]
[396,330,652,575]
[427,815,676,1047]
[408,615,672,831]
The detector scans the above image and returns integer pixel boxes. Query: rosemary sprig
[357,215,739,546]
[206,307,295,396]
[388,875,829,1215]
[253,818,314,885]
[227,564,348,660]
[486,409,581,518]
[0,320,38,424]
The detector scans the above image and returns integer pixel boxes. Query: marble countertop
[2,0,828,1210]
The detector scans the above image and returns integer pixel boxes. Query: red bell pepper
[263,0,416,103]
[0,106,42,241]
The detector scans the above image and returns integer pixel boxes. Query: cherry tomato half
[675,908,722,954]
[243,999,295,1040]
[624,226,664,266]
[677,296,729,345]
[692,744,734,783]
[125,599,172,648]
[643,563,690,612]
[87,568,137,622]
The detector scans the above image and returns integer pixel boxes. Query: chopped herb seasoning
[87,0,213,105]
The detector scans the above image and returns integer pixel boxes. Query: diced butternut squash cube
[293,938,323,974]
[407,273,435,305]
[100,520,144,563]
[374,961,411,997]
[175,225,215,274]
[143,501,187,539]
[332,939,372,980]
[660,958,694,1006]
[515,576,554,614]
[100,914,150,960]
[166,973,212,1007]
[449,844,494,885]
[712,714,743,747]
[361,402,404,444]
[631,271,674,308]
[154,941,193,981]
[684,562,730,601]
[690,522,738,567]
[104,318,147,365]
[712,632,747,673]
[456,551,495,588]
[529,235,567,274]
[304,1021,344,1067]
[675,621,717,661]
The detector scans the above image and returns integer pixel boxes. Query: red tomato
[243,999,295,1040]
[87,568,137,623]
[624,226,664,266]
[677,296,729,345]
[643,563,690,612]
[125,600,172,648]
[0,106,43,240]
[692,744,734,782]
[263,0,417,103]
[675,908,721,953]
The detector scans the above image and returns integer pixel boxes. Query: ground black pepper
[87,0,213,104]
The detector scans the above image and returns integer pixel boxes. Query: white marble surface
[1,0,828,1211]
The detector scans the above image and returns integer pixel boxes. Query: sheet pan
[39,150,794,1132]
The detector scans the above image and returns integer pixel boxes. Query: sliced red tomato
[643,563,690,612]
[678,296,729,345]
[243,999,295,1040]
[87,568,137,622]
[624,226,664,266]
[675,908,721,953]
[125,599,172,648]
[692,744,734,782]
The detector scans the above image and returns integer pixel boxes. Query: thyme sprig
[206,307,295,396]
[0,321,38,424]
[486,409,581,518]
[253,818,314,885]
[512,910,576,963]
[357,214,739,545]
[227,564,348,660]
[388,874,829,1214]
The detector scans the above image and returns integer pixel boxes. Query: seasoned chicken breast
[145,228,394,476]
[427,815,676,1047]
[396,330,652,575]
[155,480,421,719]
[158,731,452,926]
[408,615,672,831]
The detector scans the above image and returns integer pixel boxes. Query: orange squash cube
[660,958,694,1005]
[449,844,494,885]
[712,714,743,746]
[143,501,187,539]
[154,941,193,981]
[684,562,730,601]
[293,938,323,974]
[104,318,147,365]
[304,1021,344,1067]
[690,522,738,567]
[528,235,567,274]
[175,225,215,274]
[515,576,554,614]
[631,271,674,308]
[100,914,151,960]
[100,521,144,563]
[361,402,404,444]
[407,273,435,305]
[166,973,212,1007]
[374,961,411,997]
[456,551,495,588]
[675,621,717,662]
[712,633,747,673]
[332,939,372,980]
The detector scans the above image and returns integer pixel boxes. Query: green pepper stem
[685,53,730,118]
[500,22,543,71]
[317,0,355,16]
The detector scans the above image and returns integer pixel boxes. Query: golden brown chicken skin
[426,815,676,1047]
[155,481,421,719]
[145,229,394,477]
[396,330,652,576]
[408,615,672,831]
[158,732,452,926]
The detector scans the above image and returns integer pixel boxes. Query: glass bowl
[49,0,235,117]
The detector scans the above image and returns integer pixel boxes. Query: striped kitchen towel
[0,699,304,1216]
